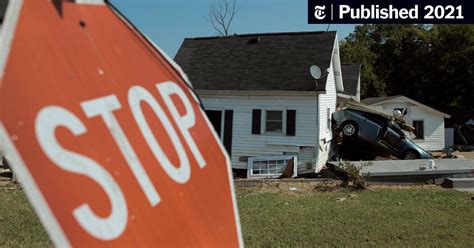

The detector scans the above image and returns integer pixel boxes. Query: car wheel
[403,150,419,160]
[342,122,358,137]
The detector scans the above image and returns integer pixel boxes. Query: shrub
[336,160,372,189]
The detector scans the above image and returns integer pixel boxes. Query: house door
[205,110,233,156]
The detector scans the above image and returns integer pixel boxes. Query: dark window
[205,110,222,136]
[388,120,402,131]
[266,111,283,132]
[0,0,8,25]
[388,120,405,137]
[413,120,424,140]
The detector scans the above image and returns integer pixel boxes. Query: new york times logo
[307,0,473,24]
[314,5,326,20]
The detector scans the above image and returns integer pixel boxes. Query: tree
[208,0,238,36]
[340,25,384,97]
[427,25,474,112]
[340,24,474,113]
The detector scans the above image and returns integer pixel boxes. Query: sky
[109,0,356,58]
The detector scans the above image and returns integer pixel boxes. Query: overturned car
[333,102,432,160]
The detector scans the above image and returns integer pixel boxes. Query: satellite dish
[310,65,321,79]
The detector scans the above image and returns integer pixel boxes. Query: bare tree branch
[209,11,225,36]
[208,0,238,36]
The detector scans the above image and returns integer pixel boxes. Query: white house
[175,31,343,177]
[362,95,451,151]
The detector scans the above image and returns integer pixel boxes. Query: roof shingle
[341,64,361,96]
[174,31,336,91]
[361,95,403,105]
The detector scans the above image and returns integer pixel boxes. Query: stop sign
[0,0,242,247]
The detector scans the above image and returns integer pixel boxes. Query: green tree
[340,25,384,97]
[340,24,474,112]
[427,25,474,111]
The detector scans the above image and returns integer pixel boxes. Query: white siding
[373,102,446,151]
[355,77,361,102]
[199,92,319,173]
[196,37,340,174]
[316,59,338,170]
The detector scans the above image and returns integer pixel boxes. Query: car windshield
[388,120,405,136]
[388,121,400,130]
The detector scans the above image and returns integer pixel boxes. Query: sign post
[0,1,242,246]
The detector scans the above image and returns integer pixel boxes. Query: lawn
[0,182,472,247]
[0,184,51,247]
[237,184,474,247]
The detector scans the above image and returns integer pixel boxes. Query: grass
[0,183,52,247]
[237,186,474,247]
[0,183,472,247]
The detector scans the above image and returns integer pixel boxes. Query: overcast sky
[110,0,356,58]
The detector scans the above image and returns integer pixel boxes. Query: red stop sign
[0,1,242,247]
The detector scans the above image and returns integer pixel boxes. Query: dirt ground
[236,180,341,195]
[235,179,441,196]
[453,151,474,159]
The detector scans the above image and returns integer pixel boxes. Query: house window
[327,108,331,130]
[1,0,9,27]
[413,120,424,140]
[252,109,296,136]
[252,160,286,175]
[265,110,283,132]
[248,155,297,177]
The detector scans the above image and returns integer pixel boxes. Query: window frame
[262,109,287,135]
[412,120,425,140]
[247,155,297,178]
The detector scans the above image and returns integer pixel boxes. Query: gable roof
[362,95,450,118]
[361,95,402,105]
[174,31,337,92]
[341,64,361,96]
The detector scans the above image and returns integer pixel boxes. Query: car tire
[341,121,358,137]
[403,150,419,160]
